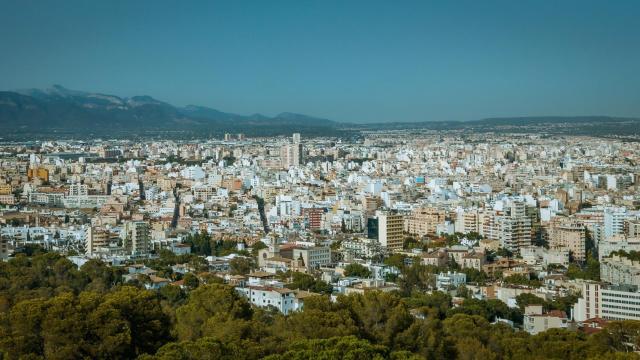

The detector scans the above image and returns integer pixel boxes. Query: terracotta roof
[546,310,567,318]
[149,275,170,283]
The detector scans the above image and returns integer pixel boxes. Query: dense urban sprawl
[1,131,640,359]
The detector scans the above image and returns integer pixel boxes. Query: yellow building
[0,184,12,195]
[406,207,446,237]
[27,167,49,182]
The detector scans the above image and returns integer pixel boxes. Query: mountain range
[0,85,336,135]
[1,85,639,138]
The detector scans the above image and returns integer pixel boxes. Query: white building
[524,305,568,335]
[598,236,640,260]
[235,285,303,314]
[436,271,466,291]
[68,183,88,196]
[180,166,206,180]
[601,254,640,287]
[573,282,640,321]
[292,246,332,271]
[604,207,628,239]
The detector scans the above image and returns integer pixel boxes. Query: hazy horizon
[1,0,639,122]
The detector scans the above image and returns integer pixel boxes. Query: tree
[403,237,420,250]
[338,291,414,348]
[447,298,522,324]
[159,284,186,305]
[262,336,389,360]
[145,337,229,360]
[566,254,600,281]
[97,286,172,357]
[503,274,542,287]
[384,254,407,270]
[229,257,254,275]
[398,263,437,295]
[81,259,124,292]
[589,320,640,353]
[496,247,514,258]
[274,307,358,341]
[460,268,488,285]
[251,241,268,256]
[288,272,333,294]
[186,231,213,256]
[175,284,252,341]
[456,285,471,299]
[2,297,48,357]
[343,263,371,278]
[183,273,200,290]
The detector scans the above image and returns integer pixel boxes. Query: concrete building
[604,207,628,239]
[598,236,640,260]
[376,211,404,251]
[549,217,586,262]
[436,271,466,291]
[86,226,112,256]
[69,183,89,196]
[122,221,151,256]
[406,207,446,237]
[601,253,640,287]
[235,285,303,314]
[496,200,532,253]
[524,305,568,334]
[292,246,332,271]
[280,134,303,169]
[305,208,324,230]
[624,219,640,238]
[573,282,640,321]
[455,209,481,234]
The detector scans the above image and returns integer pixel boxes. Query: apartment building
[600,254,640,287]
[455,209,481,234]
[121,221,151,256]
[549,217,586,261]
[406,207,446,237]
[573,282,640,321]
[86,226,113,256]
[376,211,404,251]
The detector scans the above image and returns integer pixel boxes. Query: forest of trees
[1,251,639,359]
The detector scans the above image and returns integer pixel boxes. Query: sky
[0,0,639,123]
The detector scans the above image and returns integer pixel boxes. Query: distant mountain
[1,85,639,139]
[0,85,337,135]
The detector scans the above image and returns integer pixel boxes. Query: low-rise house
[145,275,171,290]
[461,252,485,271]
[523,305,568,335]
[343,279,399,295]
[436,271,467,291]
[421,250,448,267]
[235,285,310,314]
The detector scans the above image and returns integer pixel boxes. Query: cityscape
[2,1,640,359]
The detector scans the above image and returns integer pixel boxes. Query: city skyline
[2,1,640,359]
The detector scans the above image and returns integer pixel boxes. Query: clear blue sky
[1,0,639,123]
